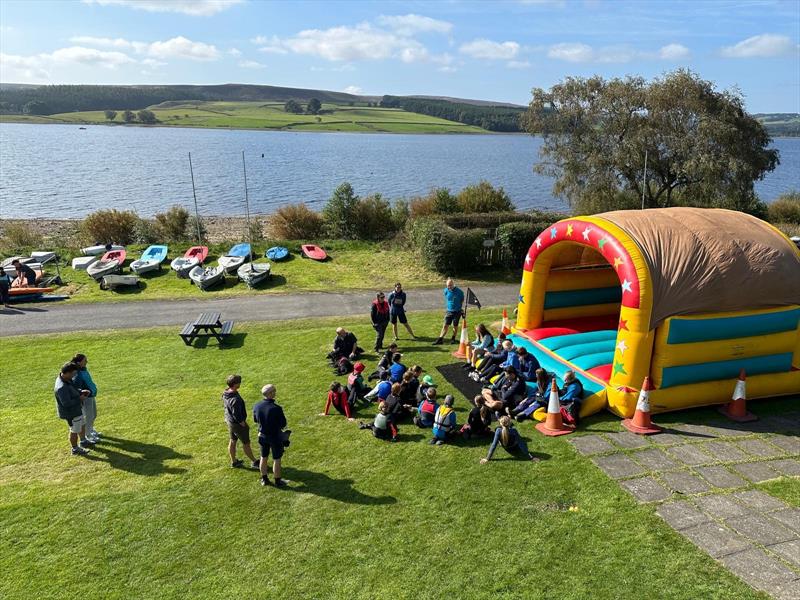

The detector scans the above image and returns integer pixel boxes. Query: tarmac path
[1,284,520,337]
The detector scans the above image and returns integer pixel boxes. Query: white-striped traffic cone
[501,308,511,335]
[536,379,574,436]
[452,317,469,359]
[718,369,757,422]
[622,377,662,435]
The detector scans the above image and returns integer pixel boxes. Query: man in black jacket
[54,362,93,456]
[331,327,360,362]
[253,384,289,487]
[370,292,391,352]
[222,374,259,469]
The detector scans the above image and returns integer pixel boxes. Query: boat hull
[130,259,161,274]
[189,265,225,290]
[87,259,121,280]
[237,263,271,288]
[171,256,200,277]
[101,275,140,290]
[219,255,246,274]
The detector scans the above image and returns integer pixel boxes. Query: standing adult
[72,353,100,443]
[370,292,391,352]
[253,384,288,487]
[0,266,11,309]
[54,362,93,456]
[11,259,37,287]
[433,278,464,345]
[388,282,416,341]
[222,374,259,469]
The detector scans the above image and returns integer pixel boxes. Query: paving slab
[733,490,791,513]
[703,441,751,462]
[737,438,789,459]
[770,435,800,455]
[591,454,646,479]
[661,471,711,495]
[694,494,750,520]
[773,580,800,600]
[720,548,800,597]
[667,422,716,439]
[695,466,749,490]
[631,447,680,471]
[620,476,672,503]
[648,432,688,446]
[769,539,800,569]
[727,513,797,546]
[702,423,752,438]
[656,501,711,531]
[730,461,782,483]
[569,434,615,456]
[682,522,752,558]
[605,430,650,449]
[770,508,800,534]
[667,444,714,466]
[766,458,800,477]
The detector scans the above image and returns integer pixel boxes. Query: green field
[0,101,489,134]
[1,309,788,600]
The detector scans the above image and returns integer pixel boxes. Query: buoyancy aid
[434,406,455,432]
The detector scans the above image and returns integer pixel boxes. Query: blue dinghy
[266,246,289,261]
[219,243,251,274]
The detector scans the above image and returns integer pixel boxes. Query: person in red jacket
[320,382,355,421]
[370,291,391,352]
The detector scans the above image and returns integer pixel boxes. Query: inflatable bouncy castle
[510,207,800,418]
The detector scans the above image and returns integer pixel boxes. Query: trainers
[79,439,95,449]
[260,476,271,486]
[72,446,90,456]
[435,440,444,446]
[91,430,102,439]
[231,459,244,468]
[251,460,260,469]
[449,337,457,344]
[428,438,437,445]
[432,338,443,345]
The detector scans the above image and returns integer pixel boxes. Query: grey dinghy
[189,265,226,290]
[237,262,270,288]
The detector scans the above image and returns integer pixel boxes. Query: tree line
[379,96,525,132]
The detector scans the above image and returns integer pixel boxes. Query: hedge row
[406,218,485,274]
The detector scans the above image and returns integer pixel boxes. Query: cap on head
[354,362,365,373]
[261,384,276,398]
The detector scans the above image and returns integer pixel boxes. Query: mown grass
[0,309,784,600]
[23,240,518,303]
[0,101,488,134]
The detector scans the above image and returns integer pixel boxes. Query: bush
[134,219,159,244]
[408,188,458,218]
[352,193,396,241]
[391,200,410,231]
[267,203,324,240]
[768,192,800,224]
[409,195,436,218]
[153,205,190,241]
[186,215,208,243]
[322,182,360,239]
[248,218,265,242]
[406,218,484,274]
[456,181,514,213]
[0,222,42,251]
[440,210,566,230]
[496,221,553,267]
[81,209,139,245]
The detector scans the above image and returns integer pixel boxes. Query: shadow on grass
[281,467,397,505]
[87,435,191,476]
[106,280,147,295]
[190,332,248,349]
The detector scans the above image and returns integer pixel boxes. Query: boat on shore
[189,265,225,290]
[171,246,208,277]
[237,262,270,288]
[219,243,251,274]
[301,244,327,261]
[130,245,168,274]
[101,274,140,290]
[81,244,125,256]
[87,249,126,280]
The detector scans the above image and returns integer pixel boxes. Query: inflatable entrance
[511,207,800,418]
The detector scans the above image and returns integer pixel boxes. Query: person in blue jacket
[72,353,101,443]
[433,278,464,345]
[513,369,554,421]
[388,282,416,341]
[389,353,407,383]
[559,370,585,425]
[480,416,539,463]
[516,347,541,382]
[430,395,457,445]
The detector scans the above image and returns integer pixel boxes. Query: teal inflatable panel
[667,308,800,344]
[660,353,794,388]
[540,330,617,351]
[557,340,616,361]
[544,286,622,309]
[572,351,615,371]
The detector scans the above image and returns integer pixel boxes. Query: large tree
[523,70,779,214]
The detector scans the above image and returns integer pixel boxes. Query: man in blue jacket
[433,278,464,345]
[253,384,289,487]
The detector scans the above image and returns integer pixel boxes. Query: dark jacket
[371,300,391,326]
[500,377,527,406]
[253,398,287,441]
[387,290,406,314]
[468,406,491,434]
[333,332,358,358]
[222,389,247,425]
[519,355,541,382]
[54,375,83,420]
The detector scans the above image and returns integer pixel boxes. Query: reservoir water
[1,123,798,218]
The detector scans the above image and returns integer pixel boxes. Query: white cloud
[377,14,453,36]
[1,46,135,82]
[254,35,289,55]
[147,36,218,60]
[141,58,167,68]
[507,60,532,69]
[69,36,144,51]
[658,43,690,60]
[720,34,797,58]
[228,48,242,57]
[238,60,265,69]
[82,0,242,17]
[343,85,362,95]
[548,42,599,62]
[280,24,429,62]
[459,39,520,60]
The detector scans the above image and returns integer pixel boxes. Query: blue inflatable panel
[557,340,616,361]
[539,330,617,351]
[572,351,616,371]
[667,308,800,344]
[544,286,622,309]
[661,352,794,388]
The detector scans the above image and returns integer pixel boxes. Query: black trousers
[373,322,388,350]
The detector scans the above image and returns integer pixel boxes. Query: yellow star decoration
[566,224,574,237]
[613,256,624,269]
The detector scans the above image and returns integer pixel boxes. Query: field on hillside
[2,309,796,599]
[1,101,488,134]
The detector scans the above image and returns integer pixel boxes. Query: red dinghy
[102,249,126,263]
[184,246,209,262]
[301,244,327,261]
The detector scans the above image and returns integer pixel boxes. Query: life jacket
[374,412,388,429]
[419,399,437,420]
[434,406,455,432]
[348,373,358,387]
[372,300,390,315]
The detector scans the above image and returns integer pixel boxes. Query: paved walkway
[0,284,520,337]
[570,413,800,599]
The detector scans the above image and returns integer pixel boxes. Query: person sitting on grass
[321,382,355,421]
[365,370,392,403]
[481,367,527,416]
[516,347,541,382]
[460,395,493,439]
[480,416,539,464]
[466,323,495,369]
[359,401,398,441]
[559,370,585,426]
[431,395,457,445]
[347,362,370,406]
[330,327,360,363]
[403,365,423,404]
[389,352,407,383]
[384,382,412,422]
[416,374,437,404]
[222,374,259,469]
[368,342,398,381]
[253,384,288,487]
[54,362,93,456]
[413,386,438,428]
[513,369,554,421]
[472,338,512,382]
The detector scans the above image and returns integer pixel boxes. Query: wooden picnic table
[179,312,234,346]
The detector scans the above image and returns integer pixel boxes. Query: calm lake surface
[1,123,798,218]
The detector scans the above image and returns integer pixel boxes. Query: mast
[188,152,202,243]
[242,150,253,271]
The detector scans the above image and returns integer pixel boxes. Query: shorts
[228,422,251,444]
[65,415,84,434]
[444,311,462,327]
[390,311,408,324]
[258,436,284,460]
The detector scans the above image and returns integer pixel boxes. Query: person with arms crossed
[433,279,464,345]
[388,282,416,341]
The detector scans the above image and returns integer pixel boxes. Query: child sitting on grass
[461,395,493,439]
[359,401,398,442]
[480,416,539,464]
[320,382,354,421]
[431,395,457,445]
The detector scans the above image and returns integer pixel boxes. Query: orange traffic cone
[452,318,469,359]
[536,379,575,436]
[718,369,757,422]
[465,343,473,364]
[622,377,662,435]
[501,308,511,335]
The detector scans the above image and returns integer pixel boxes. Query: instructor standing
[388,282,416,341]
[433,279,464,345]
[253,384,288,488]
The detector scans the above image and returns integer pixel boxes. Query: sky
[0,0,798,112]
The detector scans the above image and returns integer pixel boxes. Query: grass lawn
[0,308,783,599]
[0,101,488,134]
[33,240,518,303]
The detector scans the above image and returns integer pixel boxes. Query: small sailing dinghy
[171,246,208,277]
[189,265,225,290]
[87,249,126,280]
[237,262,270,288]
[130,245,168,274]
[266,246,289,261]
[100,274,140,290]
[219,243,251,274]
[81,244,125,256]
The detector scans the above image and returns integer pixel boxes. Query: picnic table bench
[179,312,234,346]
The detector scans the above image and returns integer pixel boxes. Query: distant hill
[754,113,800,137]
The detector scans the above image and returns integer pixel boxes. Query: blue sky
[1,0,798,112]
